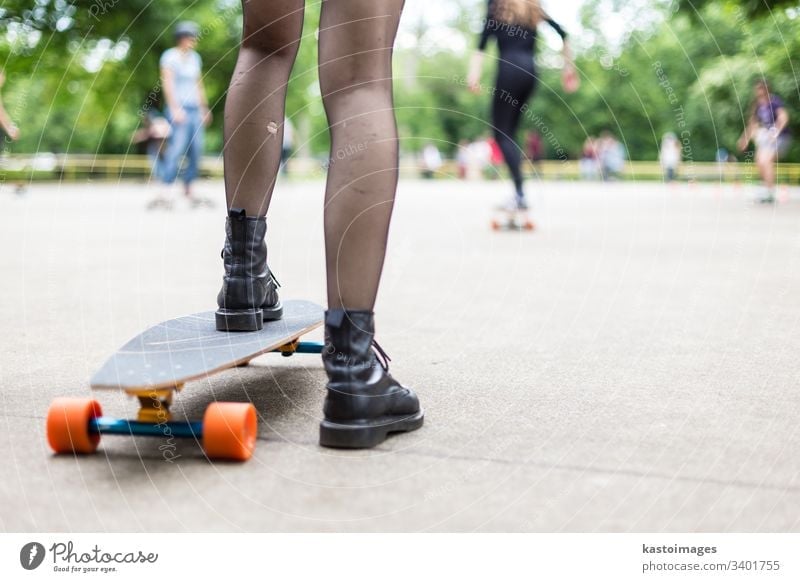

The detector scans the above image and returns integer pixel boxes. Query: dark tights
[224,0,404,310]
[492,56,537,199]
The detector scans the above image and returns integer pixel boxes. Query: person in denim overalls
[153,21,211,208]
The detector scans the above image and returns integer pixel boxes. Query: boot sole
[319,409,424,449]
[216,302,283,332]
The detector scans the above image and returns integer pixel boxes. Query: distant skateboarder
[737,79,790,203]
[151,21,212,208]
[467,0,574,210]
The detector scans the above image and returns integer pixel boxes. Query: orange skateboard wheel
[202,402,257,461]
[46,397,103,454]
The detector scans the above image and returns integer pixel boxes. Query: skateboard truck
[278,340,299,356]
[136,387,179,422]
[276,340,325,357]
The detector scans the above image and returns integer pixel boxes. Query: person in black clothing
[467,0,575,209]
[215,0,423,449]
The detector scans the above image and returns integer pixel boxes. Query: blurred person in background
[579,135,599,180]
[469,135,493,180]
[487,136,504,178]
[281,116,294,175]
[659,132,681,182]
[598,130,625,181]
[152,21,212,209]
[526,130,543,177]
[737,79,790,203]
[0,69,19,143]
[421,142,443,179]
[0,68,23,195]
[133,105,171,191]
[467,0,574,210]
[457,139,470,179]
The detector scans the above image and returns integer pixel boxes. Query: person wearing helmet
[152,21,211,208]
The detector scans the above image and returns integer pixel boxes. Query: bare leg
[318,0,405,310]
[223,0,304,216]
[757,151,777,191]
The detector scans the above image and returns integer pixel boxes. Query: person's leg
[510,77,536,183]
[319,0,403,311]
[491,99,523,196]
[223,0,304,216]
[148,112,191,208]
[491,62,535,205]
[752,143,777,203]
[757,151,776,191]
[161,111,191,186]
[216,0,303,331]
[146,140,161,182]
[183,108,204,197]
[317,0,422,449]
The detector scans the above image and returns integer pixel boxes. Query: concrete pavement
[1,178,799,531]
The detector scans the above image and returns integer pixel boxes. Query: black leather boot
[215,208,282,331]
[320,309,424,448]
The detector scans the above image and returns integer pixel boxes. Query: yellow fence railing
[2,154,799,183]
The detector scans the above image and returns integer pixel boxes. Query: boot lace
[371,340,392,372]
[269,271,281,288]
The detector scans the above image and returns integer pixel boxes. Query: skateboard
[46,300,324,462]
[491,207,535,231]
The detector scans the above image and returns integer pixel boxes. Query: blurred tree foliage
[418,0,800,162]
[1,0,241,153]
[1,0,798,161]
[0,0,319,155]
[678,0,799,18]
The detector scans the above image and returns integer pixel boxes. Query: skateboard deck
[91,299,323,393]
[47,299,324,462]
[491,207,535,231]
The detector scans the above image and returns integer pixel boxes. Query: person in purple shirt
[737,80,790,203]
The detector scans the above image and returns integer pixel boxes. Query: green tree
[3,0,798,164]
[0,0,323,155]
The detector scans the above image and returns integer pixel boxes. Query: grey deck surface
[90,300,323,391]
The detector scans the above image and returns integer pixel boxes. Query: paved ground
[1,177,799,532]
